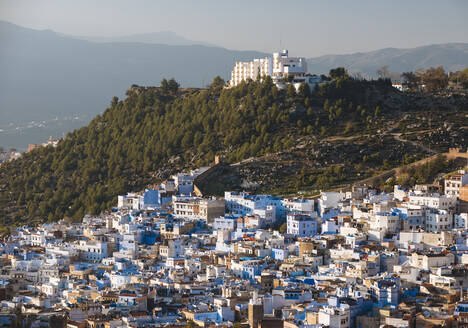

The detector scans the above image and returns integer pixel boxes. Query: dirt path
[392,133,437,154]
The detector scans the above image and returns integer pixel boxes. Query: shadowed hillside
[0,75,467,228]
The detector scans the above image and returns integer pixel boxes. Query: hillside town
[2,2,468,328]
[0,162,468,328]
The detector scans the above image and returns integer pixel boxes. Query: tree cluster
[0,73,403,225]
[396,155,455,188]
[401,66,451,92]
[449,67,468,89]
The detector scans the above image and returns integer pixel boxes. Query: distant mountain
[72,30,215,47]
[0,21,267,126]
[307,43,468,77]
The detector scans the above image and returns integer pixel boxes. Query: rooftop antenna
[279,30,283,51]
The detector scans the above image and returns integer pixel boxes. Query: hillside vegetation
[0,74,467,227]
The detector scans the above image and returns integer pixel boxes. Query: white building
[272,50,307,78]
[172,196,225,222]
[118,193,142,210]
[318,192,346,217]
[322,220,340,234]
[394,205,425,231]
[281,198,315,217]
[425,209,453,232]
[225,192,281,218]
[287,214,317,237]
[411,251,455,270]
[229,57,272,87]
[318,306,350,328]
[408,193,457,210]
[368,211,400,241]
[371,212,400,234]
[76,239,108,261]
[109,272,132,289]
[444,170,468,198]
[213,216,238,231]
[159,239,182,259]
[30,231,47,247]
[394,185,407,201]
[229,50,309,88]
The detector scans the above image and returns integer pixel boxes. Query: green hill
[0,75,467,228]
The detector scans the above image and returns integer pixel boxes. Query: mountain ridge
[0,20,268,126]
[70,30,215,47]
[307,43,468,76]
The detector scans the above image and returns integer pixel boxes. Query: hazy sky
[1,0,467,57]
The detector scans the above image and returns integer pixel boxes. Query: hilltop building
[230,56,272,87]
[229,49,323,90]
